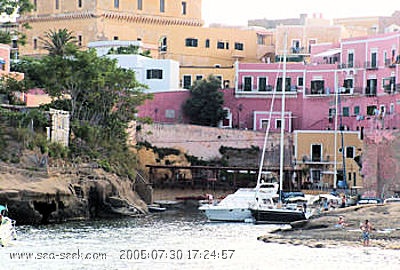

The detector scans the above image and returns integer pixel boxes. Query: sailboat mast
[279,32,288,202]
[334,71,338,189]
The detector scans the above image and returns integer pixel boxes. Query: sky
[202,0,399,26]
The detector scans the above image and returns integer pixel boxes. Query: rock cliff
[0,162,149,225]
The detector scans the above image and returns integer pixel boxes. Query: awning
[314,48,341,58]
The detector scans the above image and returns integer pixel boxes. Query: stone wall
[135,123,286,160]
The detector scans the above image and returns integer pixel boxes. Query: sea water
[1,209,399,270]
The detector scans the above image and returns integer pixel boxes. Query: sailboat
[249,33,310,224]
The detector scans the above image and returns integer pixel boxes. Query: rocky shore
[0,161,149,225]
[258,204,400,250]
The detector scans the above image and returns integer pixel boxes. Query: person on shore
[360,219,373,247]
[340,195,346,208]
[335,216,347,229]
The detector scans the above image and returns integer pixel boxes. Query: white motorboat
[199,181,279,222]
[0,205,17,247]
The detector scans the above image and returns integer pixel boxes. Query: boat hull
[250,208,307,224]
[199,206,253,222]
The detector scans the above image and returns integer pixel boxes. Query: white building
[88,41,184,93]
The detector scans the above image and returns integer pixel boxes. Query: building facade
[18,0,274,89]
[294,130,363,189]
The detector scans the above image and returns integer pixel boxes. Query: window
[329,108,336,118]
[78,35,82,46]
[261,119,269,130]
[78,0,82,8]
[243,77,252,91]
[257,34,265,45]
[311,169,321,182]
[276,119,282,129]
[217,41,225,49]
[55,0,59,9]
[113,36,119,40]
[343,107,350,117]
[297,77,304,87]
[276,77,291,92]
[347,52,354,68]
[354,106,360,115]
[137,0,143,10]
[311,144,322,162]
[205,39,210,48]
[291,40,300,53]
[195,75,203,81]
[165,110,175,119]
[114,0,119,8]
[383,77,396,93]
[235,42,244,51]
[185,38,198,47]
[226,42,229,50]
[160,0,165,12]
[34,0,37,11]
[343,78,353,94]
[390,103,394,115]
[367,105,377,116]
[346,146,355,158]
[311,80,325,94]
[159,37,167,51]
[366,79,377,96]
[181,2,187,15]
[33,38,37,50]
[159,36,167,52]
[258,77,267,91]
[146,69,163,79]
[183,75,192,89]
[371,51,377,68]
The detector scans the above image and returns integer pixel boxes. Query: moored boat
[0,205,17,247]
[199,180,279,222]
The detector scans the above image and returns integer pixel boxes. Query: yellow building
[274,15,343,63]
[18,0,274,89]
[293,130,363,189]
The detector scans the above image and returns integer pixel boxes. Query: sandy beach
[258,203,400,250]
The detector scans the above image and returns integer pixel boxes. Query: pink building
[138,32,400,137]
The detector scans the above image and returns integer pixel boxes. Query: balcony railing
[298,155,332,164]
[364,87,377,97]
[237,84,297,93]
[290,47,309,55]
[364,61,379,70]
[337,62,363,69]
[383,83,400,94]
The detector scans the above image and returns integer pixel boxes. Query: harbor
[2,206,400,270]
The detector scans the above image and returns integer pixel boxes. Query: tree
[8,28,153,177]
[39,28,77,56]
[182,75,227,127]
[0,0,33,46]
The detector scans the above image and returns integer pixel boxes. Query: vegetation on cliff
[0,28,153,179]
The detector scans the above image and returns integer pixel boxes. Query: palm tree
[39,28,77,56]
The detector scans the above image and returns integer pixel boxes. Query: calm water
[1,209,400,270]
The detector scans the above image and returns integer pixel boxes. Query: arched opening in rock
[33,201,57,224]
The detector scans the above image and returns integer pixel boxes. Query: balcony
[290,47,309,55]
[298,155,332,164]
[364,61,379,70]
[383,83,400,94]
[364,87,377,97]
[237,84,297,93]
[337,62,362,69]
